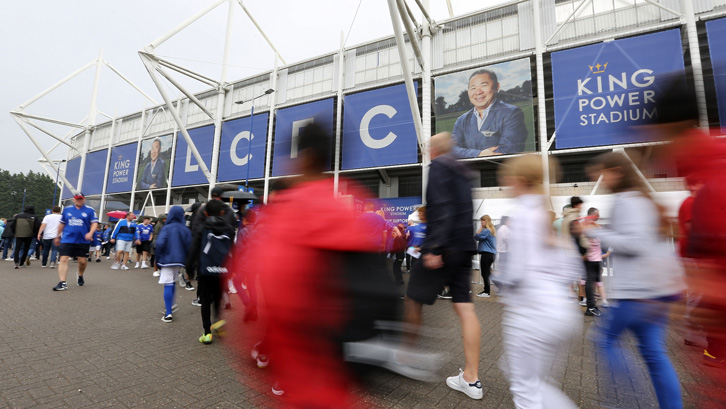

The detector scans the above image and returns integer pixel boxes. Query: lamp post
[52,159,67,208]
[21,189,26,212]
[234,88,274,191]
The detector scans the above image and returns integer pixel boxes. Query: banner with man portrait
[433,58,535,159]
[136,134,172,190]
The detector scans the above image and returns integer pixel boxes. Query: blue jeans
[41,239,59,266]
[1,238,13,259]
[598,299,683,409]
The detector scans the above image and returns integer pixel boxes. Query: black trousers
[392,251,404,285]
[198,274,222,334]
[478,251,495,294]
[14,237,33,266]
[584,260,601,309]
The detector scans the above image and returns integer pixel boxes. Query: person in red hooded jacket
[231,123,387,408]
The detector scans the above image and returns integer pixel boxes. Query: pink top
[587,237,602,262]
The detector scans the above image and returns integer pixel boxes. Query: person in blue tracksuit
[155,206,192,323]
[110,212,137,270]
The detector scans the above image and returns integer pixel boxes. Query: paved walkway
[0,259,723,408]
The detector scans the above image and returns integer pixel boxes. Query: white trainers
[134,262,140,269]
[446,369,483,400]
[578,299,587,306]
[600,299,610,308]
[141,261,149,269]
[152,271,160,277]
[121,265,130,270]
[106,256,110,260]
[228,281,237,294]
[111,262,120,270]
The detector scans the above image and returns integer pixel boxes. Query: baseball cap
[73,192,85,200]
[211,187,225,198]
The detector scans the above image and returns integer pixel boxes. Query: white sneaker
[111,262,120,270]
[578,299,587,306]
[134,262,140,269]
[121,265,130,270]
[446,369,483,400]
[228,282,237,294]
[141,262,149,269]
[106,256,110,260]
[4,258,12,261]
[600,300,610,308]
[152,271,160,277]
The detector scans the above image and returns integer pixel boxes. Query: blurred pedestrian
[110,212,136,270]
[11,205,41,268]
[584,151,685,409]
[404,132,483,400]
[496,154,582,409]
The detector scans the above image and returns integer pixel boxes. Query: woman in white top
[496,155,582,409]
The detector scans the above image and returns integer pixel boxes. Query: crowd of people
[2,80,724,408]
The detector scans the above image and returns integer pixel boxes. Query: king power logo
[576,63,658,126]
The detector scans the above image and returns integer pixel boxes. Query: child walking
[154,206,191,323]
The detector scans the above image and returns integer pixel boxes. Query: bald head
[430,132,452,159]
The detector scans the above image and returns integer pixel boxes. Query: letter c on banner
[230,131,254,166]
[185,145,199,172]
[360,105,397,149]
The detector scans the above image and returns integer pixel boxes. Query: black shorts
[138,241,151,253]
[406,249,472,305]
[60,243,90,258]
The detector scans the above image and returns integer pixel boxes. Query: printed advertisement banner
[552,29,685,149]
[707,18,726,133]
[364,196,422,226]
[106,143,138,194]
[80,149,108,196]
[342,83,419,169]
[218,113,269,182]
[61,157,81,200]
[272,98,334,177]
[172,125,215,187]
[137,135,173,190]
[434,57,535,159]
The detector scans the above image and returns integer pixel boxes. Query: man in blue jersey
[52,193,99,291]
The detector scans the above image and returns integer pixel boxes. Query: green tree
[0,169,56,219]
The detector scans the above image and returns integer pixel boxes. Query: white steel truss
[138,0,287,198]
[11,51,158,198]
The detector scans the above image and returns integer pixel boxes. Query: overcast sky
[1,0,506,177]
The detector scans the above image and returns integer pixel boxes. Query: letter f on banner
[290,118,314,158]
[185,145,199,172]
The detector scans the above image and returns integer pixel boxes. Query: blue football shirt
[60,205,98,244]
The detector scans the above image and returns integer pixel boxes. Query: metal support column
[99,116,117,222]
[77,52,103,192]
[421,0,432,199]
[165,98,181,213]
[683,0,710,129]
[333,31,345,196]
[262,58,279,204]
[129,107,147,211]
[533,0,551,196]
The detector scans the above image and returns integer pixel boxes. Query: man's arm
[492,106,527,155]
[421,162,455,256]
[38,223,47,241]
[86,222,98,242]
[54,223,65,246]
[451,114,482,159]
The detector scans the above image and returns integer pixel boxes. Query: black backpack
[199,229,232,276]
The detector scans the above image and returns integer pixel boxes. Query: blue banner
[552,29,685,149]
[61,157,81,199]
[106,143,138,194]
[218,113,269,182]
[172,125,215,187]
[707,18,726,133]
[272,98,334,177]
[80,149,108,196]
[342,83,419,169]
[364,196,422,226]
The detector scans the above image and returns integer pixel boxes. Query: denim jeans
[598,299,683,409]
[41,239,59,266]
[1,238,11,259]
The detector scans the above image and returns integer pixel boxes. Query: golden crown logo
[589,62,608,74]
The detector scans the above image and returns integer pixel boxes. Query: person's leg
[585,262,597,309]
[14,237,28,266]
[122,250,130,265]
[199,275,212,334]
[480,252,494,294]
[1,239,8,259]
[631,301,683,409]
[392,252,404,285]
[452,302,481,383]
[211,275,222,322]
[77,257,88,277]
[42,239,52,266]
[50,241,59,265]
[402,298,423,346]
[58,255,71,282]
